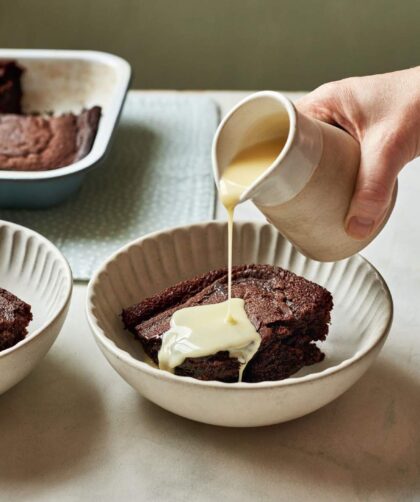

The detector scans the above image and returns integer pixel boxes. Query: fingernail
[346,216,375,240]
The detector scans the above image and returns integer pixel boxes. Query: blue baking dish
[0,49,131,208]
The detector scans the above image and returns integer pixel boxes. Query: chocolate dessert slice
[122,265,333,383]
[0,107,101,171]
[0,60,23,114]
[0,288,33,351]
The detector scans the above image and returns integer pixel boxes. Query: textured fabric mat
[0,93,219,280]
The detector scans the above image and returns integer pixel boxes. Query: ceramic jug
[212,91,396,262]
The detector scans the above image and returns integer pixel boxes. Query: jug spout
[212,91,323,206]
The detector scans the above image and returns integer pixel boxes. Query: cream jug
[212,91,396,262]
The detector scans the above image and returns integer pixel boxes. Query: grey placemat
[0,93,219,280]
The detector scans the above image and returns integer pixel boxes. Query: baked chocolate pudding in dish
[0,107,101,171]
[0,287,32,351]
[0,59,101,171]
[122,264,333,383]
[0,60,23,114]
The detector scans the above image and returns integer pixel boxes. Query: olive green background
[1,0,418,90]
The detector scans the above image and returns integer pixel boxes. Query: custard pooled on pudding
[122,264,333,383]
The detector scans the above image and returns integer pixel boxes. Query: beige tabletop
[1,91,419,502]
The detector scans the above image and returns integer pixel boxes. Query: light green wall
[1,0,418,90]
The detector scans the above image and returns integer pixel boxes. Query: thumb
[345,137,400,240]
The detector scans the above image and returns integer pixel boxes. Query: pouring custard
[122,94,335,384]
[157,137,286,381]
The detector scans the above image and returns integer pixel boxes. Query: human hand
[296,67,420,240]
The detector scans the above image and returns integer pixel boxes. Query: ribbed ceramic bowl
[87,221,393,427]
[0,220,73,394]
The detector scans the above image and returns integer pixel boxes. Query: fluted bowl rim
[0,219,73,359]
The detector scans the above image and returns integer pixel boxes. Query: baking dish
[0,49,131,208]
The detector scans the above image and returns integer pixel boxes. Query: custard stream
[158,137,285,380]
[219,137,286,322]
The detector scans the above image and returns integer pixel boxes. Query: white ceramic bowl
[86,222,393,427]
[0,220,73,394]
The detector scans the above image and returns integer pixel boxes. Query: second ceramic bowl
[86,221,393,427]
[0,220,73,394]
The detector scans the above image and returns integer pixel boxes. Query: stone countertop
[0,91,419,501]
